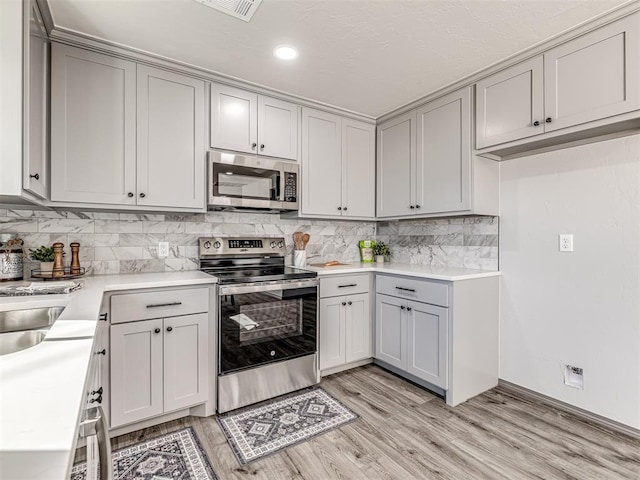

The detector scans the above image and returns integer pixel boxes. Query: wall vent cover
[193,0,263,22]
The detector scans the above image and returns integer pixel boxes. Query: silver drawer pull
[338,284,357,288]
[395,286,416,293]
[146,302,182,308]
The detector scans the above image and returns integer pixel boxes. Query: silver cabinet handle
[395,286,416,293]
[338,284,357,288]
[146,302,182,308]
[79,405,113,480]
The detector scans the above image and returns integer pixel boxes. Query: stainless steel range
[199,237,319,413]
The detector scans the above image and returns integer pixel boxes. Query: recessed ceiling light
[273,45,298,60]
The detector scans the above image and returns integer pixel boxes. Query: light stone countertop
[0,271,217,480]
[296,261,501,281]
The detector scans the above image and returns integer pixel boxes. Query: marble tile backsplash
[0,208,498,275]
[377,216,499,270]
[0,208,375,276]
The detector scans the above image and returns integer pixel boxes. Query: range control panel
[199,237,286,257]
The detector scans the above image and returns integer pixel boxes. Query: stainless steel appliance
[208,151,298,211]
[199,237,319,413]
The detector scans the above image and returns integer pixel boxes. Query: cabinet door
[210,83,257,154]
[416,87,471,214]
[51,44,137,204]
[544,13,640,132]
[475,57,544,149]
[110,319,163,428]
[406,301,448,389]
[345,293,372,363]
[301,108,342,216]
[375,294,405,369]
[137,65,205,209]
[164,313,208,412]
[319,297,346,370]
[22,0,48,199]
[342,119,375,218]
[257,95,298,160]
[376,111,416,218]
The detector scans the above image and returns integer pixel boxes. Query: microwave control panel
[284,172,297,202]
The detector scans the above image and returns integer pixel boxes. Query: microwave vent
[192,0,262,22]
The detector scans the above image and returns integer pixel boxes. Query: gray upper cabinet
[51,44,137,205]
[416,88,471,214]
[301,108,342,216]
[301,108,375,219]
[378,87,483,218]
[475,57,544,149]
[341,119,375,218]
[376,111,416,218]
[51,44,206,210]
[544,13,639,132]
[23,0,48,199]
[476,11,639,150]
[210,83,298,160]
[136,65,205,209]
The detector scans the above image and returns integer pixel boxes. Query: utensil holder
[293,250,306,267]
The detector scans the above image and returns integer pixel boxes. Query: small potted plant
[373,241,390,264]
[29,245,55,275]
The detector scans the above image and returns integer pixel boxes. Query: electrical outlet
[559,234,573,252]
[158,242,169,258]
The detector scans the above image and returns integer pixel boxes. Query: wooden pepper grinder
[52,242,65,278]
[70,242,81,274]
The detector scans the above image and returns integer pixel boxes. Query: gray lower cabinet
[375,293,448,389]
[109,288,209,429]
[375,273,498,406]
[319,274,372,372]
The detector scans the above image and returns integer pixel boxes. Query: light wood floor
[111,365,640,479]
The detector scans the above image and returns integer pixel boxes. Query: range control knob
[203,241,211,249]
[270,241,277,248]
[277,241,284,248]
[213,241,221,249]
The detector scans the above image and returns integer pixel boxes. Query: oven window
[219,287,317,374]
[213,163,279,201]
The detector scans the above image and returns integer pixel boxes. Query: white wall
[500,134,640,429]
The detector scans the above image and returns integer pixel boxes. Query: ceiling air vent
[193,0,263,22]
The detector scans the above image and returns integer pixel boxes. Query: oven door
[218,279,318,375]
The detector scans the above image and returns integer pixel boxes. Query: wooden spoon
[293,232,303,250]
[302,233,310,250]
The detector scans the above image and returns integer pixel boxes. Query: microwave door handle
[276,173,282,201]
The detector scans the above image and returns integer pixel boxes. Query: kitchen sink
[0,330,47,356]
[0,306,65,334]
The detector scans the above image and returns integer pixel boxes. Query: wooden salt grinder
[52,242,65,277]
[70,242,81,274]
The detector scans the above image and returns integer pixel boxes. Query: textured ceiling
[48,0,628,118]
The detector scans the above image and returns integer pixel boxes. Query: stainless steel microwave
[208,151,298,211]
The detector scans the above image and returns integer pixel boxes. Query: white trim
[376,0,640,123]
[47,27,376,124]
[499,380,640,440]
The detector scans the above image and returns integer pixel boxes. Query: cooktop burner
[198,236,316,284]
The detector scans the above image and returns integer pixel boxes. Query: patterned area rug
[71,427,218,480]
[217,387,359,465]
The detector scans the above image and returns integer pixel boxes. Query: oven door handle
[218,279,318,295]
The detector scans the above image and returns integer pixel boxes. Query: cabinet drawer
[320,274,369,298]
[376,275,448,307]
[111,288,209,323]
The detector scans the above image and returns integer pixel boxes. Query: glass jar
[0,234,24,282]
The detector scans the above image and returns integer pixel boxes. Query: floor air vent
[193,0,263,22]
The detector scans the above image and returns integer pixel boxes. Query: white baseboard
[498,380,640,440]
